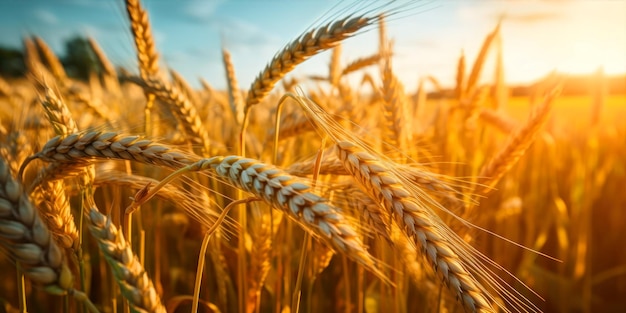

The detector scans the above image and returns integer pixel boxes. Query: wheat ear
[380,57,409,152]
[335,141,495,312]
[30,131,199,170]
[169,69,201,108]
[341,54,381,76]
[222,48,245,125]
[125,0,160,78]
[87,206,166,313]
[33,37,67,83]
[0,76,11,97]
[466,23,500,96]
[125,76,219,153]
[30,181,78,250]
[478,108,518,133]
[478,88,559,194]
[456,50,466,100]
[88,37,116,77]
[182,156,388,281]
[246,14,380,108]
[23,38,54,83]
[35,85,81,249]
[0,157,73,293]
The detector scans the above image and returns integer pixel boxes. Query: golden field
[1,1,625,313]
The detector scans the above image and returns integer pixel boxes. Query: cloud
[500,11,562,23]
[33,9,58,25]
[218,17,281,50]
[182,0,225,22]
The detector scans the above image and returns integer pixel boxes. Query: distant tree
[0,46,25,77]
[62,36,98,80]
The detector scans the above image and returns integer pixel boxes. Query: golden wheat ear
[478,87,561,194]
[87,206,166,313]
[181,156,391,283]
[246,13,387,109]
[125,0,160,79]
[222,48,245,126]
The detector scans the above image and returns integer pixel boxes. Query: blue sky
[1,0,625,92]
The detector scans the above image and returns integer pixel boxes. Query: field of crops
[1,1,625,312]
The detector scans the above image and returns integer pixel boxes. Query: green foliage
[61,36,99,80]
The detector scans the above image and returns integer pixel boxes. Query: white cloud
[183,0,225,21]
[33,9,58,25]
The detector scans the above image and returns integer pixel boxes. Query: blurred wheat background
[0,1,625,313]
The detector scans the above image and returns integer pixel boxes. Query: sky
[0,0,625,92]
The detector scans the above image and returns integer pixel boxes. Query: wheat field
[1,1,625,313]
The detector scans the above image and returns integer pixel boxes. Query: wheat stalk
[246,204,272,312]
[93,170,225,229]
